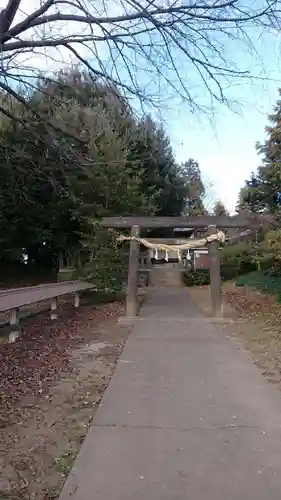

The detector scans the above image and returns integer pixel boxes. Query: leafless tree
[0,0,279,122]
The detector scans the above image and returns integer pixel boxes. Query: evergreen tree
[213,200,229,217]
[238,90,281,215]
[182,159,206,215]
[0,70,190,274]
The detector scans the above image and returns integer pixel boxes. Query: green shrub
[57,268,76,282]
[182,269,210,287]
[264,263,281,277]
[76,224,128,292]
[82,289,125,304]
[220,243,257,281]
[236,270,281,302]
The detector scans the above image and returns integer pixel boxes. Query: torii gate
[101,214,264,318]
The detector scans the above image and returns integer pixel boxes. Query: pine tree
[182,159,206,215]
[238,89,281,214]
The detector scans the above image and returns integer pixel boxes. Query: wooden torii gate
[101,214,263,318]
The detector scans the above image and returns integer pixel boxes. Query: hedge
[236,270,281,302]
[182,263,255,288]
[182,269,210,287]
[219,243,257,281]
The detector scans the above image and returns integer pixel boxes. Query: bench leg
[9,308,20,343]
[74,292,80,308]
[50,297,58,320]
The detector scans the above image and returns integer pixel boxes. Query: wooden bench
[0,280,93,343]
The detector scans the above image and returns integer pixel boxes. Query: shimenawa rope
[117,230,225,261]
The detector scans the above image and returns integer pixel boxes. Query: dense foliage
[182,244,258,288]
[236,271,281,303]
[182,269,210,287]
[0,69,203,288]
[219,244,258,281]
[235,89,281,287]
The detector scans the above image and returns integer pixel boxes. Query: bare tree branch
[0,0,55,44]
[0,0,21,40]
[0,0,279,130]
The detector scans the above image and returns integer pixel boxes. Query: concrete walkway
[59,287,281,500]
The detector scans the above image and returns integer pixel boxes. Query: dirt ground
[0,298,133,500]
[188,282,281,388]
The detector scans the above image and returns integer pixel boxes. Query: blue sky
[168,99,276,214]
[165,30,281,214]
[7,1,281,215]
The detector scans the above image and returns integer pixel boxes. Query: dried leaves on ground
[190,283,281,389]
[224,283,281,323]
[0,300,123,410]
[223,283,281,385]
[0,298,131,500]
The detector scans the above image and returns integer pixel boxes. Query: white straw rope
[117,230,225,254]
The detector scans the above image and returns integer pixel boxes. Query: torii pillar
[126,225,140,317]
[208,225,223,317]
